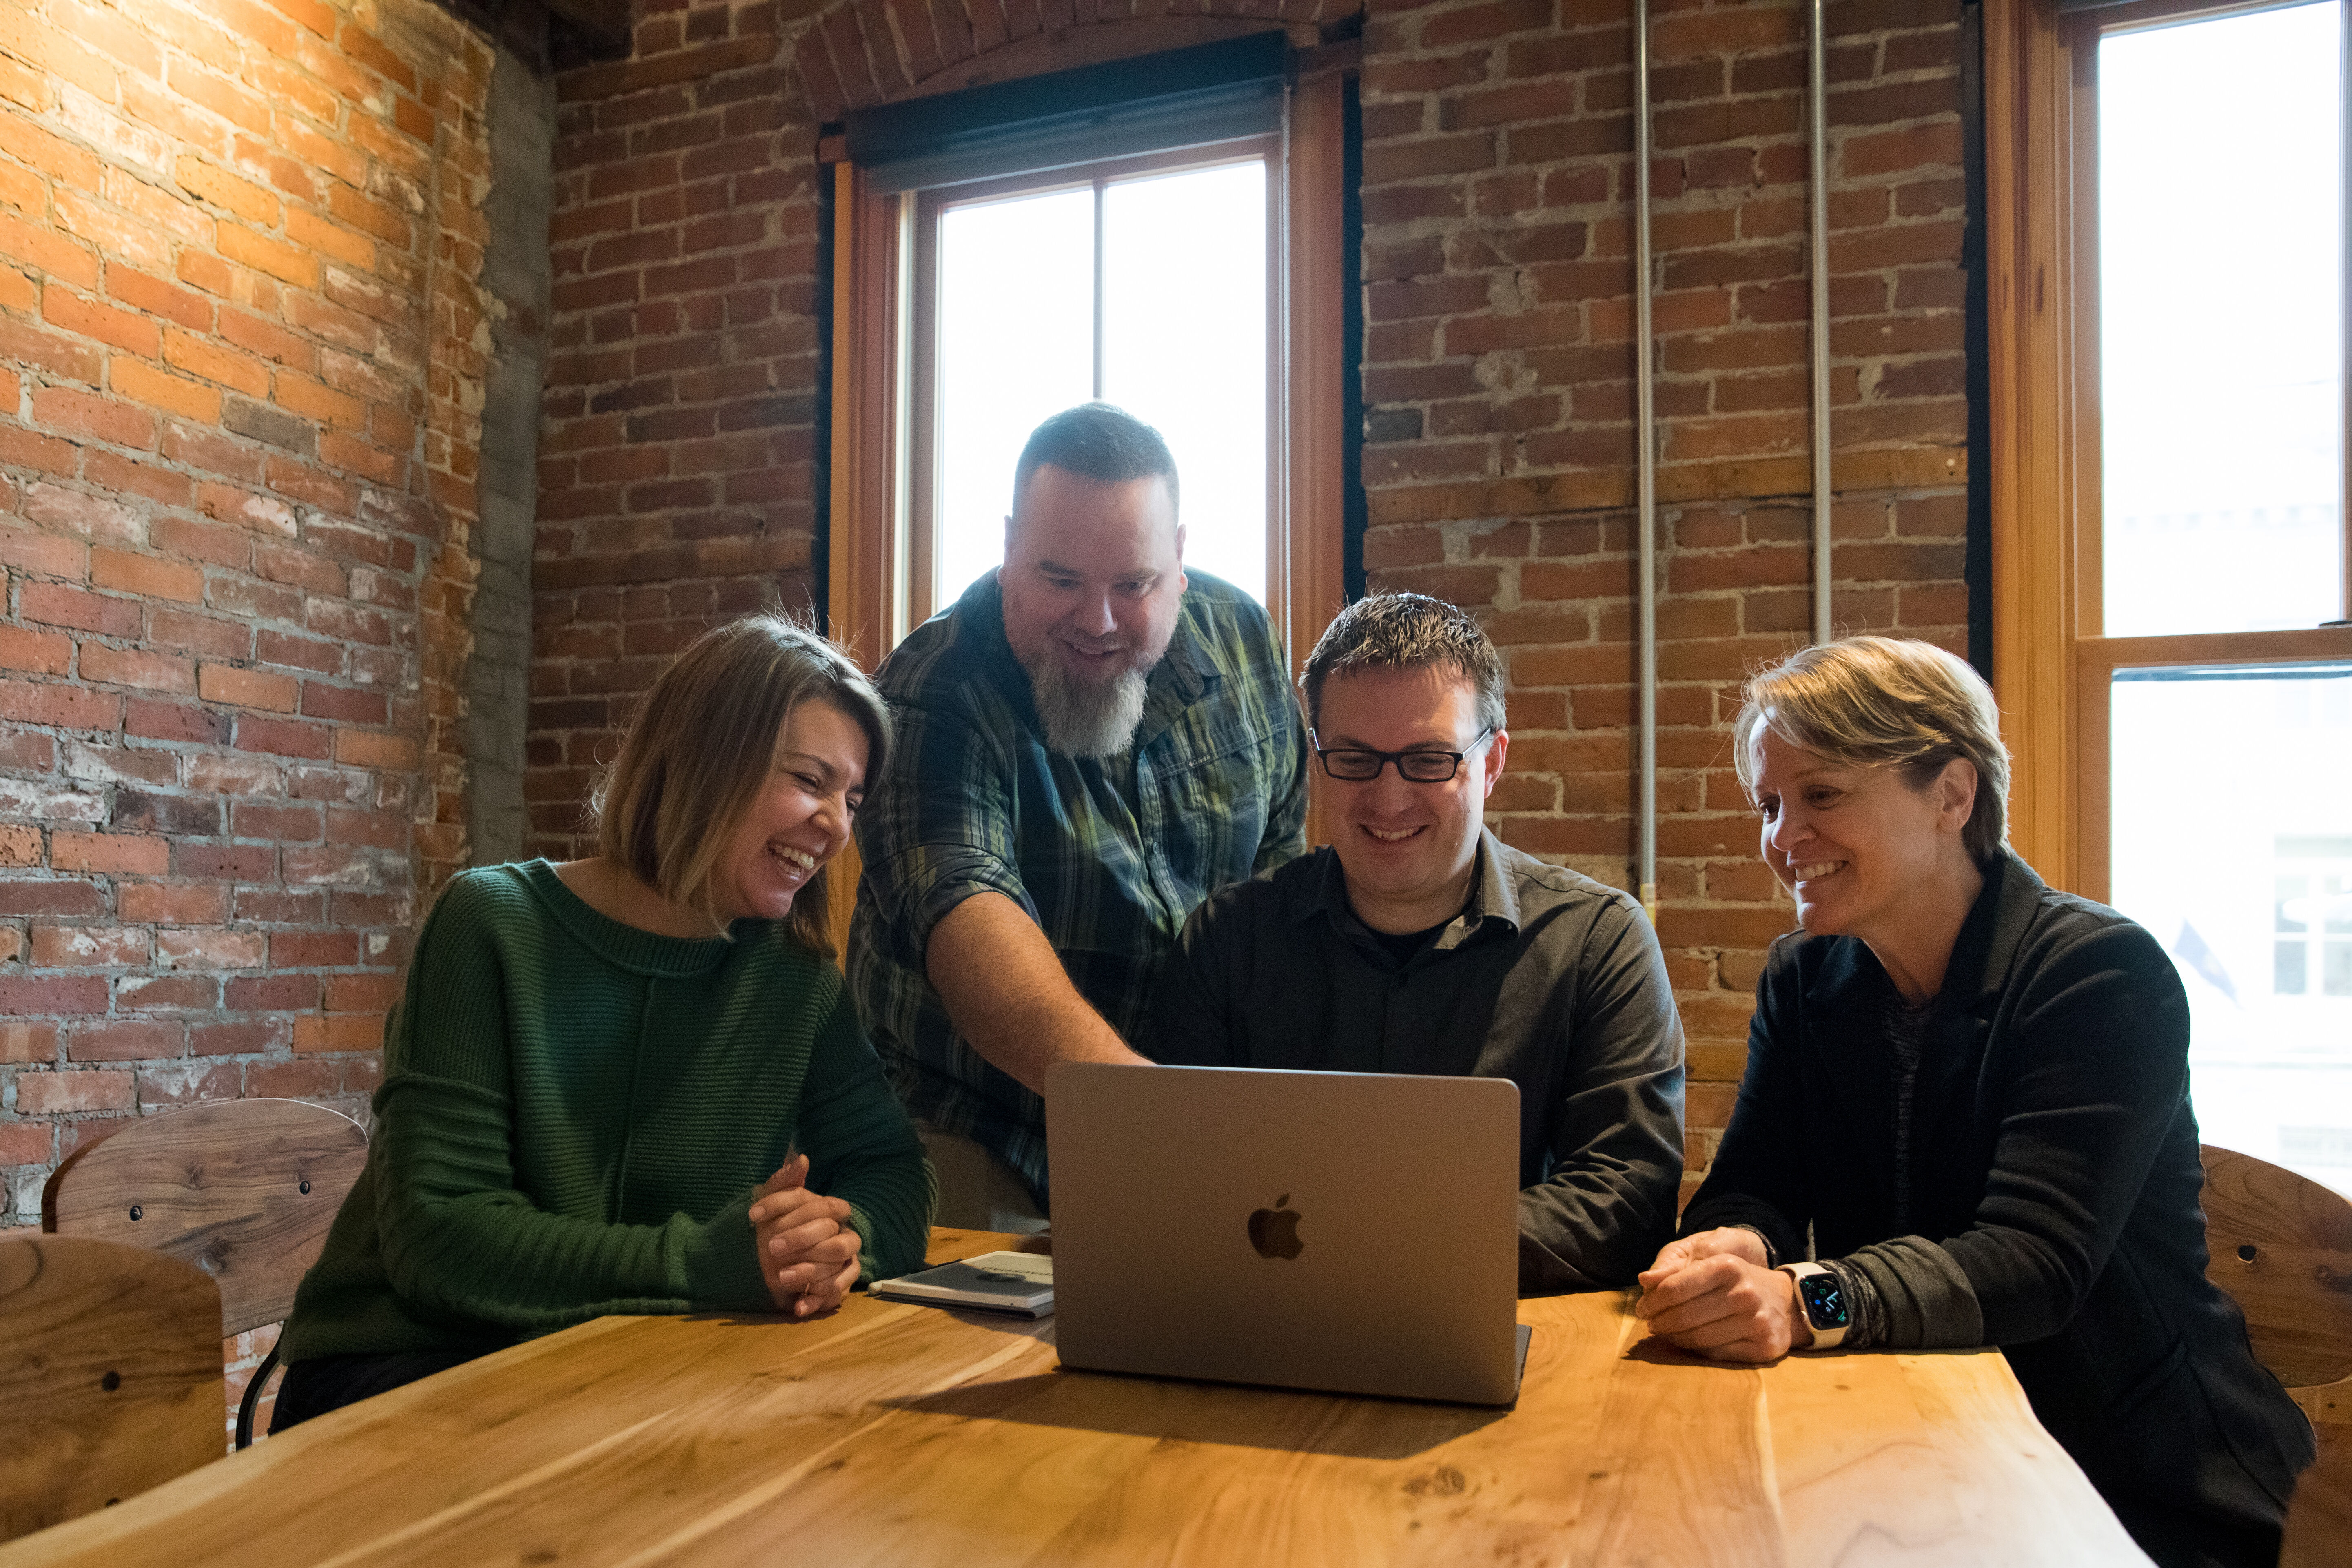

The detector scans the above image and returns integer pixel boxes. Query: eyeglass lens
[1321,751,1460,782]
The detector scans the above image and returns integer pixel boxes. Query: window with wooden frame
[824,34,1352,679]
[1988,0,2352,1191]
[817,32,1355,948]
[910,137,1282,617]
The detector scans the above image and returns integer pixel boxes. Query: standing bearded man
[848,403,1308,1224]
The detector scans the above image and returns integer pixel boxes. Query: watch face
[1798,1272,1851,1330]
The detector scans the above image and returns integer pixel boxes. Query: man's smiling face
[1314,664,1507,934]
[998,464,1185,754]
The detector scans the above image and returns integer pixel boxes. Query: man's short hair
[1301,593,1507,736]
[1012,402,1180,518]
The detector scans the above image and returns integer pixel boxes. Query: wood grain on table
[0,1229,2150,1568]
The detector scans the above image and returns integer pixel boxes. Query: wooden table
[3,1229,2150,1567]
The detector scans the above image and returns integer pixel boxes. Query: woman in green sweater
[271,617,935,1428]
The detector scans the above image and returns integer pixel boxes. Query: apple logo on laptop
[1247,1194,1304,1260]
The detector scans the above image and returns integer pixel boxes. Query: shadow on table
[1617,1335,1968,1368]
[682,1300,1052,1337]
[1620,1336,1767,1369]
[881,1367,1507,1460]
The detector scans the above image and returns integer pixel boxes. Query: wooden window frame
[904,134,1284,628]
[825,58,1351,683]
[1985,0,2352,898]
[820,49,1351,946]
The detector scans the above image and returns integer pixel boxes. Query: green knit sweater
[278,861,935,1363]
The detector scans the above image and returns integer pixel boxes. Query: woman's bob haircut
[590,614,889,951]
[1732,634,2011,864]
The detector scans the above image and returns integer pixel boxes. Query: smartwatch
[1778,1261,1851,1349]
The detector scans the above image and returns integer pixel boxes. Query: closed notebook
[869,1251,1055,1318]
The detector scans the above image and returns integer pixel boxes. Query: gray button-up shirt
[1139,829,1685,1292]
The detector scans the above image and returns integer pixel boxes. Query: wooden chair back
[0,1235,223,1541]
[2281,1422,2352,1568]
[2198,1146,2352,1395]
[42,1098,367,1335]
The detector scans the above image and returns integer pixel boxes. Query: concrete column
[468,38,556,868]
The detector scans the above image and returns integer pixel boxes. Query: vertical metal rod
[1810,0,1835,645]
[1270,115,1290,659]
[1635,0,1658,926]
[1093,180,1106,401]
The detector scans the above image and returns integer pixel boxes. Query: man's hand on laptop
[749,1152,864,1317]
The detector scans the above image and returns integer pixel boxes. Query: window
[2274,835,2352,999]
[2109,669,2352,1178]
[913,142,1277,614]
[1988,0,2352,1195]
[2095,3,2343,639]
[824,36,1350,675]
[815,34,1354,945]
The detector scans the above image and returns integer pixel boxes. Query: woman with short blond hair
[272,616,933,1427]
[1638,635,2310,1568]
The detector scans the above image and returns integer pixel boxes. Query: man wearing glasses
[1140,593,1685,1290]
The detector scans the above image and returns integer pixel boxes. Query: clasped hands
[1634,1227,1813,1362]
[747,1152,862,1318]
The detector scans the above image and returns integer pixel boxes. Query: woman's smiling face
[713,698,869,925]
[1751,726,1969,944]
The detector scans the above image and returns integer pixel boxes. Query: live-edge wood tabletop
[1,1228,2151,1567]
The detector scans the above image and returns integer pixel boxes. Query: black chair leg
[236,1342,282,1449]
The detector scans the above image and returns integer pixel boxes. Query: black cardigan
[1683,852,2311,1561]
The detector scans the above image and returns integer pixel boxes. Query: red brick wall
[0,0,497,1226]
[1357,0,1970,1191]
[529,1,820,860]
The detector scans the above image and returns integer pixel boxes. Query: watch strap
[1779,1261,1850,1349]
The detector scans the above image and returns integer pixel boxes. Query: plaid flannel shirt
[847,569,1308,1204]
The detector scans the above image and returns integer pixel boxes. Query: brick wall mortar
[0,0,497,1222]
[531,0,824,857]
[1358,0,1971,1191]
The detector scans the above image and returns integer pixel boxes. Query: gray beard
[1026,656,1149,758]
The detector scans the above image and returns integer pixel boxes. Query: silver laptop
[1045,1063,1530,1406]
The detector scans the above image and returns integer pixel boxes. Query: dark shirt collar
[1806,849,2031,1012]
[1469,826,1523,932]
[1295,827,1521,955]
[1951,848,2046,1008]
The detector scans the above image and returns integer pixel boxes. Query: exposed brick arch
[792,0,1356,122]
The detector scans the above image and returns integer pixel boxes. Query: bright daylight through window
[2098,3,2342,635]
[929,154,1270,610]
[2099,0,2352,1195]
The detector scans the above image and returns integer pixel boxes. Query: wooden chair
[2197,1146,2352,1464]
[42,1098,368,1447]
[2283,1408,2352,1567]
[0,1235,223,1542]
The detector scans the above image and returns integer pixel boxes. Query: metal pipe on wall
[1634,0,1658,925]
[1810,0,1835,645]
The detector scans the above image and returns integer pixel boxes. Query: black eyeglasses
[1311,728,1495,783]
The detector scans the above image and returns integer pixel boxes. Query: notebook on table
[871,1250,1055,1318]
[1044,1062,1530,1406]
